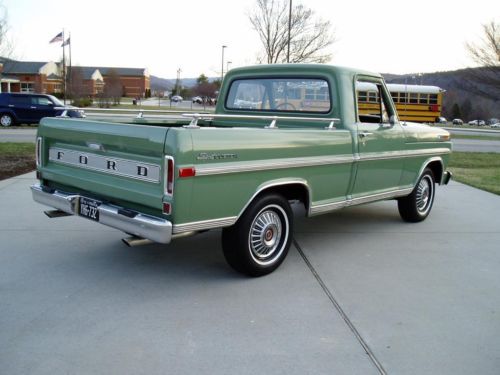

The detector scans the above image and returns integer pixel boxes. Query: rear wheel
[0,114,14,127]
[222,194,293,276]
[398,168,435,222]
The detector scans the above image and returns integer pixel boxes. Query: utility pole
[176,68,181,96]
[221,45,227,81]
[287,0,292,63]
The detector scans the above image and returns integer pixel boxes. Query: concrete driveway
[1,173,499,374]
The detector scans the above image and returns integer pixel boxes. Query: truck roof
[226,63,382,79]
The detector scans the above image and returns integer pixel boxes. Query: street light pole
[176,68,181,96]
[221,45,227,82]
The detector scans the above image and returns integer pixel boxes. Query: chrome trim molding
[195,155,354,176]
[49,147,161,183]
[359,148,451,162]
[173,216,238,234]
[31,184,172,243]
[237,179,312,219]
[309,188,413,216]
[194,148,451,177]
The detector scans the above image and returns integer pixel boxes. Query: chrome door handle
[359,131,373,138]
[30,106,37,109]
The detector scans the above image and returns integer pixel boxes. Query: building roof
[1,59,49,74]
[86,66,148,77]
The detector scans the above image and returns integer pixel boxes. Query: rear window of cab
[225,77,333,114]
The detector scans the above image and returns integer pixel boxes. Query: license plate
[79,197,100,222]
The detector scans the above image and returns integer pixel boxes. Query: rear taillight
[165,156,174,196]
[36,137,42,167]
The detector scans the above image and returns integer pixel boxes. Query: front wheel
[398,168,435,222]
[222,194,293,277]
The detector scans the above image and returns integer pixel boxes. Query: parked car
[468,120,479,126]
[0,93,85,127]
[192,96,203,104]
[171,95,183,103]
[452,119,463,125]
[487,118,499,125]
[490,123,500,129]
[436,117,447,124]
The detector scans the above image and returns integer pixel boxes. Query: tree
[197,74,209,85]
[68,66,85,101]
[104,69,123,105]
[249,0,335,64]
[451,103,462,120]
[0,1,13,58]
[464,20,500,96]
[466,20,500,68]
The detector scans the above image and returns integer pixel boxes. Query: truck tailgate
[37,118,169,213]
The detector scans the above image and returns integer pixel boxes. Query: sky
[2,0,499,79]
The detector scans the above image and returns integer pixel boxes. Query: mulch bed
[0,155,35,181]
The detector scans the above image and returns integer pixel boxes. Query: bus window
[409,93,418,104]
[419,94,429,104]
[391,92,398,103]
[429,94,438,104]
[356,79,393,124]
[368,91,378,103]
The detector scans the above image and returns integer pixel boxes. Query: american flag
[61,37,70,47]
[49,32,63,44]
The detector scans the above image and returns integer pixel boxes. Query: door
[30,96,57,122]
[351,77,405,198]
[7,95,32,122]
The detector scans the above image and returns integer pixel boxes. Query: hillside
[150,67,499,121]
[383,67,499,120]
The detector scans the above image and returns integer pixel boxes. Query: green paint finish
[35,64,452,233]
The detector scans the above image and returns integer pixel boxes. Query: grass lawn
[451,134,500,141]
[449,152,500,195]
[0,143,36,181]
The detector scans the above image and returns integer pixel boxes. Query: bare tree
[466,20,500,68]
[464,20,500,97]
[0,1,13,58]
[249,0,335,64]
[68,66,85,100]
[104,69,123,105]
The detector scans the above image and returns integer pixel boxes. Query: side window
[356,79,393,124]
[8,96,30,105]
[33,96,54,106]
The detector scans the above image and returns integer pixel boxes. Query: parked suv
[0,93,85,126]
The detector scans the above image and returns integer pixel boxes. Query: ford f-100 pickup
[32,64,452,276]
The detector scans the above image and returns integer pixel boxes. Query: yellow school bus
[357,82,445,123]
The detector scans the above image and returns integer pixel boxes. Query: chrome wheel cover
[416,175,434,215]
[1,115,12,127]
[248,204,289,266]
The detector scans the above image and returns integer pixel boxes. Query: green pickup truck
[32,64,452,276]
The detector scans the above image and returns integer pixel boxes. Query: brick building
[0,58,150,98]
[0,58,62,94]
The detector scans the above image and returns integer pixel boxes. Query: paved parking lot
[1,172,499,374]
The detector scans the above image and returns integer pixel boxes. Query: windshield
[48,95,64,107]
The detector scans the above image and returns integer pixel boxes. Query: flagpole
[62,29,66,104]
[69,32,72,100]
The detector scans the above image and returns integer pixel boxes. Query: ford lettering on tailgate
[48,147,161,183]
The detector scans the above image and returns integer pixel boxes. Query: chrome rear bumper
[31,183,172,244]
